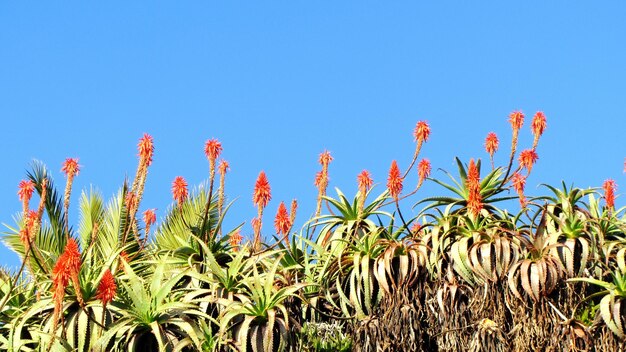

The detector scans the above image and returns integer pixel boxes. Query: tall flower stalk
[61,158,80,239]
[315,151,333,217]
[122,134,154,246]
[603,179,617,212]
[142,209,156,246]
[519,149,539,175]
[218,160,229,219]
[131,134,154,209]
[531,111,547,150]
[404,121,430,178]
[484,132,499,169]
[501,111,524,184]
[229,229,243,251]
[96,268,117,330]
[274,201,292,246]
[50,238,83,346]
[417,159,431,189]
[252,171,271,251]
[201,139,223,241]
[172,176,189,211]
[387,160,403,203]
[357,170,373,215]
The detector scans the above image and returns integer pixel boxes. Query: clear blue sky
[1,2,625,268]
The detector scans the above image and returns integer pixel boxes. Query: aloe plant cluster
[1,112,625,352]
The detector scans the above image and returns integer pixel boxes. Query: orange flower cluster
[418,159,431,188]
[274,201,292,236]
[509,111,525,133]
[229,229,243,251]
[387,160,403,202]
[252,171,271,250]
[143,209,156,237]
[484,132,499,168]
[204,139,223,194]
[204,139,223,164]
[18,180,35,214]
[603,179,616,210]
[137,134,155,167]
[129,134,155,233]
[531,112,547,149]
[319,150,333,167]
[97,269,117,308]
[315,151,333,216]
[357,170,373,194]
[356,170,373,214]
[466,159,483,217]
[219,160,230,175]
[171,176,188,209]
[413,121,431,144]
[509,111,524,156]
[406,121,431,179]
[253,171,272,209]
[61,158,80,236]
[143,208,156,226]
[518,149,539,174]
[61,158,80,178]
[52,238,83,324]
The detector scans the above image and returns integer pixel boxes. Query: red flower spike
[204,139,223,163]
[603,179,617,210]
[509,111,525,133]
[61,158,80,178]
[319,150,333,167]
[218,160,230,175]
[466,159,483,216]
[143,209,156,226]
[274,201,291,235]
[387,160,403,201]
[97,269,117,307]
[418,159,432,187]
[511,172,526,195]
[253,171,272,209]
[357,170,373,193]
[171,176,188,207]
[18,180,35,203]
[484,132,499,158]
[413,121,431,143]
[531,112,547,139]
[137,134,154,167]
[229,229,243,250]
[518,149,539,173]
[63,238,82,276]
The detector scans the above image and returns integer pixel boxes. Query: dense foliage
[1,112,625,351]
